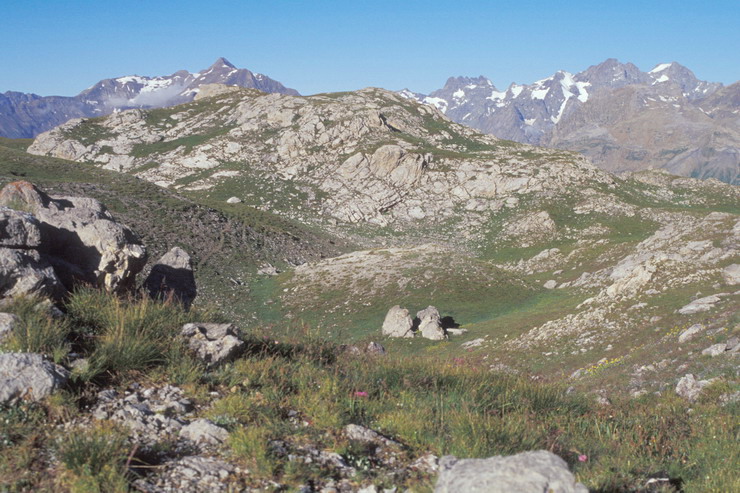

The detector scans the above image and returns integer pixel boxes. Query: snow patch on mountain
[650,63,673,74]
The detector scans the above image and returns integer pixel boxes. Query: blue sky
[2,0,738,96]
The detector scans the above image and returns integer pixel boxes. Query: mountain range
[0,57,298,139]
[401,59,739,184]
[2,57,738,184]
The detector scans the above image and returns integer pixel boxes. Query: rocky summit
[402,59,739,184]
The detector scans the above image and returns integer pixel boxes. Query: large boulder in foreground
[0,181,146,294]
[382,305,415,338]
[435,450,588,493]
[0,352,69,404]
[144,247,197,309]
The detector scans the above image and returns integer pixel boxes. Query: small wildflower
[578,454,588,462]
[354,391,368,397]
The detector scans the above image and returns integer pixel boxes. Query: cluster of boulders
[382,305,464,341]
[0,181,198,307]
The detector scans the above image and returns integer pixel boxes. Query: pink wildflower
[578,454,588,462]
[354,391,368,398]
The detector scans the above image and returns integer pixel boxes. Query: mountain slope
[402,59,738,184]
[25,87,739,391]
[0,58,298,139]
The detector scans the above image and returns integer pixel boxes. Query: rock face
[144,247,197,309]
[381,306,414,338]
[401,59,737,184]
[417,306,446,340]
[181,323,245,367]
[0,181,146,295]
[0,352,69,403]
[0,57,298,139]
[434,450,588,493]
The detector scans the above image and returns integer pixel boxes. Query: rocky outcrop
[0,352,69,403]
[381,306,414,338]
[144,247,196,309]
[181,323,245,367]
[434,450,588,493]
[0,181,146,294]
[417,306,446,340]
[675,374,718,402]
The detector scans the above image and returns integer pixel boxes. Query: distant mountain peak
[0,58,298,138]
[211,57,236,69]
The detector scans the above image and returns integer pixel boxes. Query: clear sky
[2,0,738,96]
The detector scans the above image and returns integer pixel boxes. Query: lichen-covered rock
[381,305,414,338]
[0,352,69,403]
[417,305,445,340]
[0,312,20,343]
[181,323,244,367]
[144,247,196,309]
[0,208,42,248]
[434,450,588,493]
[0,247,65,300]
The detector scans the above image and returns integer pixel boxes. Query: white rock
[435,450,588,493]
[678,294,723,315]
[179,419,229,445]
[381,306,414,338]
[678,324,706,343]
[701,343,727,357]
[226,196,242,204]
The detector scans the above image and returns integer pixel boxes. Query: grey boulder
[0,352,69,403]
[0,247,65,300]
[181,323,244,367]
[144,247,197,309]
[0,208,42,248]
[382,305,414,338]
[434,450,588,493]
[417,305,446,340]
